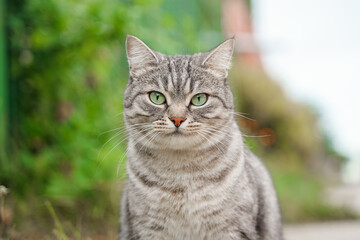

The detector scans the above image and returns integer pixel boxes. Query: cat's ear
[126,35,159,77]
[201,38,235,77]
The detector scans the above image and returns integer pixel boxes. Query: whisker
[242,134,271,138]
[200,131,231,150]
[114,111,124,118]
[197,131,226,155]
[98,123,144,137]
[116,129,157,177]
[98,126,127,137]
[208,125,271,138]
[97,124,148,160]
[96,125,153,177]
[98,129,128,155]
[138,131,159,154]
[232,111,256,121]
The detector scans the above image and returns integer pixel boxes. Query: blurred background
[0,0,359,239]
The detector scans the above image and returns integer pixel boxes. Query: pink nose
[170,117,186,127]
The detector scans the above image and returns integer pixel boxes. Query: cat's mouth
[167,128,199,137]
[169,128,182,135]
[161,127,186,136]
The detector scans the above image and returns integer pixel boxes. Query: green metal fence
[0,0,7,162]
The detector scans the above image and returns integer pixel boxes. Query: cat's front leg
[119,186,140,240]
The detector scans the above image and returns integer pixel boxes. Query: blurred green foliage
[0,0,352,237]
[0,0,7,162]
[230,68,351,222]
[5,0,134,233]
[2,0,224,236]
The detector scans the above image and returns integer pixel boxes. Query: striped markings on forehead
[166,56,192,93]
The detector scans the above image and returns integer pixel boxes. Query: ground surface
[284,220,360,240]
[324,183,360,215]
[284,183,360,240]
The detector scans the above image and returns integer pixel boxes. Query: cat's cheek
[137,100,167,117]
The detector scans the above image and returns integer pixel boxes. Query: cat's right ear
[201,38,235,78]
[126,35,159,77]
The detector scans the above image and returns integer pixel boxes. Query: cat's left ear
[201,38,235,77]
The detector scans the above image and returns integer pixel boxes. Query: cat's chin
[151,132,214,151]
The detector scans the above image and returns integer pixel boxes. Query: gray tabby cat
[120,35,282,240]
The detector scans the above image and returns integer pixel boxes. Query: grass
[45,200,75,240]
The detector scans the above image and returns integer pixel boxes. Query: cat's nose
[169,117,186,127]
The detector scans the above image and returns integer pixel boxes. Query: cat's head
[123,35,235,151]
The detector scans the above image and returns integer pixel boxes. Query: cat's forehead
[161,55,192,94]
[166,54,193,66]
[156,54,221,95]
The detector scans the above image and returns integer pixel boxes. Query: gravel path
[284,221,360,240]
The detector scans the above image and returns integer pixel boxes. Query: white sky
[252,0,360,174]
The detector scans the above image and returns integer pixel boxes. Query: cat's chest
[139,181,226,217]
[130,181,237,239]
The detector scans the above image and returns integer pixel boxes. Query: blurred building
[222,0,262,68]
[221,0,343,181]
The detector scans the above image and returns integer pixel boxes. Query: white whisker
[95,124,153,177]
[232,111,255,121]
[116,129,157,177]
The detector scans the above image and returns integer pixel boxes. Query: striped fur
[120,35,282,240]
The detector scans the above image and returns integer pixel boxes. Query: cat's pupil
[197,95,201,101]
[156,94,159,100]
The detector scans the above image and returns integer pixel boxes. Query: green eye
[149,91,166,105]
[191,93,208,106]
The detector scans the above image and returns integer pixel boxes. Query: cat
[120,35,282,240]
